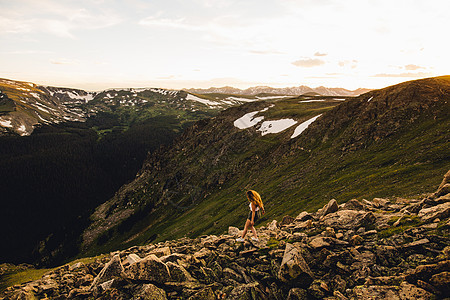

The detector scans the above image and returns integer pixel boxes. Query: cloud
[372,72,432,78]
[404,64,425,71]
[0,1,122,37]
[50,58,76,65]
[139,15,200,31]
[292,58,325,67]
[250,49,283,55]
[314,52,327,57]
[338,60,358,68]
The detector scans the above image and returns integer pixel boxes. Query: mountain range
[187,85,371,96]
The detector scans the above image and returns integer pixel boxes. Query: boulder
[308,279,330,299]
[322,210,375,230]
[127,253,142,266]
[429,271,450,295]
[227,282,263,300]
[278,243,314,287]
[228,226,240,236]
[166,261,194,282]
[187,287,215,300]
[398,281,435,299]
[372,198,390,208]
[295,211,313,222]
[418,202,450,222]
[319,199,339,218]
[90,254,124,288]
[436,170,450,196]
[135,283,168,300]
[149,246,171,257]
[342,199,364,211]
[267,220,278,231]
[280,215,295,226]
[286,288,308,300]
[125,254,170,284]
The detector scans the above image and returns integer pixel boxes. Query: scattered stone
[127,253,142,266]
[287,287,308,300]
[319,199,339,218]
[278,243,314,287]
[295,211,313,221]
[342,199,364,211]
[136,283,168,300]
[267,220,278,231]
[418,202,450,222]
[281,215,295,226]
[125,254,170,284]
[187,287,215,300]
[2,170,449,300]
[149,246,171,257]
[90,254,124,288]
[228,226,240,236]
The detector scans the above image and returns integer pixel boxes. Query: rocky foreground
[2,171,450,300]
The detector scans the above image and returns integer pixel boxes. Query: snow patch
[291,114,322,139]
[226,96,256,102]
[234,111,264,129]
[367,96,373,102]
[0,118,13,128]
[30,92,41,99]
[300,99,325,103]
[186,94,221,107]
[256,95,290,100]
[258,119,297,136]
[17,124,28,136]
[233,106,273,130]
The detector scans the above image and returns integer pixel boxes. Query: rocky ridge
[2,170,449,299]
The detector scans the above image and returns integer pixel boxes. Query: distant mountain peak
[187,85,371,96]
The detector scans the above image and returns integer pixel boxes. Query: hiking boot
[236,237,245,242]
[251,237,259,242]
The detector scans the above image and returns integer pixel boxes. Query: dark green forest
[0,114,193,266]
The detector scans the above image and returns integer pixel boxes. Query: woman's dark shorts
[247,211,260,223]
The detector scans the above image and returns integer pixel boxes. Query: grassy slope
[81,78,450,257]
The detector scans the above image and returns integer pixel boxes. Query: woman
[236,190,265,242]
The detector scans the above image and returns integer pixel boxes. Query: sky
[1,0,449,91]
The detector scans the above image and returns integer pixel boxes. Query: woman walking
[236,190,265,242]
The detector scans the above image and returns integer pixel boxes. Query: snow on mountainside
[2,78,286,136]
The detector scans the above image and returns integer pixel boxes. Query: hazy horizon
[1,0,449,91]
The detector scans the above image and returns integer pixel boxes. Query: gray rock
[418,202,450,222]
[278,243,314,287]
[342,199,364,211]
[127,253,142,266]
[149,246,171,257]
[134,283,168,300]
[99,279,114,291]
[286,287,308,300]
[166,261,194,282]
[228,226,240,236]
[227,282,262,300]
[295,211,313,222]
[90,254,124,288]
[268,220,278,231]
[187,287,215,300]
[398,281,434,299]
[319,199,339,218]
[125,254,170,284]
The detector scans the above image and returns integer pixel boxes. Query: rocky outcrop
[2,171,449,299]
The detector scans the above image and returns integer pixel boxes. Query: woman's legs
[250,224,258,239]
[241,219,258,239]
[241,219,251,238]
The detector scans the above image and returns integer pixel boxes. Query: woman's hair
[246,190,264,212]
